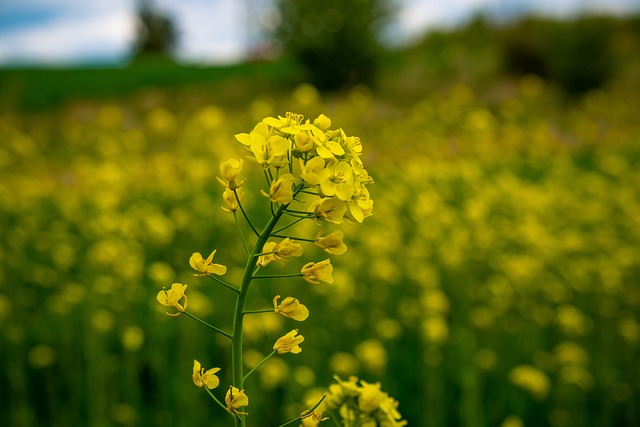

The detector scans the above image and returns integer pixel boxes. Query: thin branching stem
[234,188,259,237]
[204,386,230,414]
[233,211,249,255]
[272,217,305,234]
[243,350,276,382]
[183,311,232,339]
[208,275,240,294]
[253,273,303,280]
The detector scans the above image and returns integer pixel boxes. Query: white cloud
[0,1,135,64]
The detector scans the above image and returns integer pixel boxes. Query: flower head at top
[156,283,188,316]
[189,250,227,277]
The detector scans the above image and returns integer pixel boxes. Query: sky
[0,0,638,66]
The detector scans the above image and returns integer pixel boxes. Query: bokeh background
[1,1,640,426]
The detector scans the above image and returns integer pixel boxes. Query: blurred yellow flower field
[1,77,639,426]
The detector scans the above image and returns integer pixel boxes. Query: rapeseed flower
[257,238,303,267]
[266,173,295,204]
[273,329,304,354]
[189,250,227,276]
[192,360,220,390]
[222,188,243,212]
[156,283,188,316]
[358,380,385,412]
[301,260,333,285]
[315,230,347,255]
[273,295,309,321]
[318,161,354,201]
[225,386,249,415]
[217,159,245,189]
[309,197,347,224]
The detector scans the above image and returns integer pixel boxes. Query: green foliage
[275,0,392,91]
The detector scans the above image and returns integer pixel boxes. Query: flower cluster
[156,112,375,426]
[235,112,374,224]
[321,376,407,427]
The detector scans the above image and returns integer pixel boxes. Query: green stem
[204,386,230,414]
[233,211,249,255]
[208,275,240,294]
[272,217,305,234]
[235,188,259,237]
[270,234,315,243]
[243,308,274,315]
[231,202,289,422]
[252,273,303,280]
[183,311,232,339]
[243,350,276,382]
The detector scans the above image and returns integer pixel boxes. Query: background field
[1,16,639,427]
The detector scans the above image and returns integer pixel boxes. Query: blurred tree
[274,0,394,91]
[131,0,178,62]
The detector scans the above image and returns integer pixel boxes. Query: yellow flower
[217,159,246,189]
[189,250,227,276]
[275,238,304,258]
[358,380,385,413]
[192,360,221,390]
[315,230,347,255]
[308,197,347,224]
[156,283,188,316]
[318,161,355,201]
[225,386,249,415]
[300,156,326,186]
[313,113,331,131]
[256,238,303,267]
[257,241,278,267]
[236,124,289,168]
[265,173,295,204]
[294,131,315,152]
[273,295,309,321]
[301,409,329,425]
[273,329,304,354]
[222,188,243,213]
[301,260,333,285]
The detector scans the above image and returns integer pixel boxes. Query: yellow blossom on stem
[273,329,304,354]
[315,230,347,255]
[225,386,249,415]
[301,259,334,285]
[300,156,326,186]
[156,283,188,316]
[301,409,329,426]
[318,161,355,201]
[256,238,303,267]
[222,187,243,212]
[265,173,295,204]
[189,250,227,276]
[273,295,309,321]
[309,197,347,224]
[294,131,315,153]
[358,380,386,413]
[216,159,245,189]
[313,113,331,131]
[192,360,221,390]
